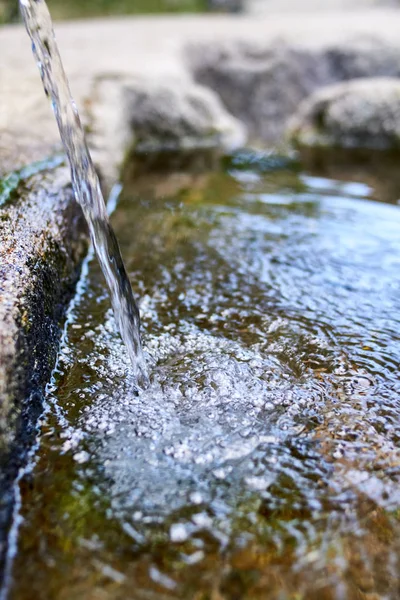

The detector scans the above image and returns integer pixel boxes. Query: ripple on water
[9,160,400,600]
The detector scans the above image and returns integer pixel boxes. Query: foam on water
[4,154,400,598]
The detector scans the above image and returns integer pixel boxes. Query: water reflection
[8,154,400,599]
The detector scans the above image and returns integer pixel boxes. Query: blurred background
[1,0,397,24]
[0,0,242,23]
[1,0,399,23]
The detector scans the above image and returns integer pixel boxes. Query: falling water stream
[18,0,148,387]
[6,1,400,598]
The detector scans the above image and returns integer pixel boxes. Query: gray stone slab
[0,165,87,570]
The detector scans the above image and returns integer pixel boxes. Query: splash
[9,159,400,599]
[19,0,148,387]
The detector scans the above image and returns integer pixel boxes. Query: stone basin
[1,5,400,597]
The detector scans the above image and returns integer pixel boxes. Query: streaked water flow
[5,155,400,599]
[18,0,147,386]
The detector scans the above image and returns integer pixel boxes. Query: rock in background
[289,77,400,150]
[89,76,246,184]
[188,37,400,144]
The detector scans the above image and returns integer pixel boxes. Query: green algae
[0,155,64,209]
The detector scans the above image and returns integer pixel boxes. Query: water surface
[8,155,400,600]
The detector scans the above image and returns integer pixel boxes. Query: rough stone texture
[289,77,400,150]
[0,166,87,570]
[126,78,246,153]
[188,41,329,143]
[4,9,400,173]
[188,37,400,143]
[89,76,246,187]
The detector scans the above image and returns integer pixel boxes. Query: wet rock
[289,77,400,150]
[89,76,246,182]
[0,166,87,567]
[188,38,400,143]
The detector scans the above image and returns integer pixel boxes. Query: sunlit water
[6,156,400,599]
[19,0,147,385]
